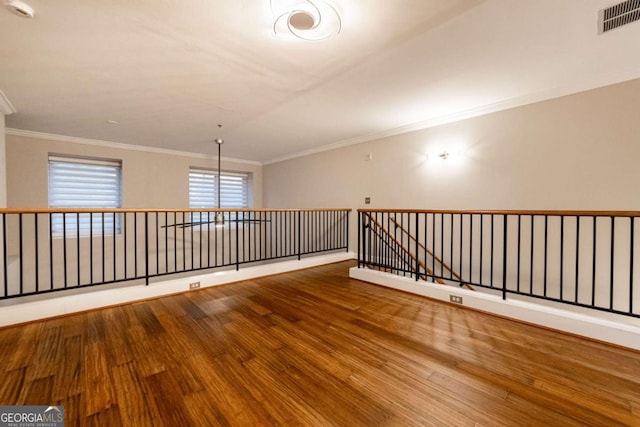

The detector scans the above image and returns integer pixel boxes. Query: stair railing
[358,209,640,319]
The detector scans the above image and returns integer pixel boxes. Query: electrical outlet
[365,197,371,204]
[450,295,463,304]
[189,281,200,290]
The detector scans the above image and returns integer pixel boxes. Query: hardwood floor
[0,260,639,426]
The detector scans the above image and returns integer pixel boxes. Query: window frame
[188,168,251,226]
[189,168,250,210]
[48,154,123,236]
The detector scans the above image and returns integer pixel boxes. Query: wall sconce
[424,148,466,164]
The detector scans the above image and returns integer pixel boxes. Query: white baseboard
[349,267,640,351]
[0,252,356,327]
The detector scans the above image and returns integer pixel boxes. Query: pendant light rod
[215,124,224,212]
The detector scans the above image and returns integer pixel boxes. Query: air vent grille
[600,0,640,33]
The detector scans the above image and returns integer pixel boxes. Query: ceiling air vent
[599,0,640,33]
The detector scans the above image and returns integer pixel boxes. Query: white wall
[263,79,640,328]
[263,78,640,239]
[0,114,6,208]
[6,132,262,209]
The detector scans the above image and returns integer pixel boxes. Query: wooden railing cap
[358,209,640,217]
[0,208,352,214]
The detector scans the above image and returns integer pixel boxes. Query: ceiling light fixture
[271,0,342,41]
[4,0,34,18]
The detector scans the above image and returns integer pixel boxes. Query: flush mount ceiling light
[271,0,342,41]
[4,0,34,18]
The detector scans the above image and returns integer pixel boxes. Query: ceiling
[1,0,640,163]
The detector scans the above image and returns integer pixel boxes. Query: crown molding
[5,68,640,167]
[263,95,539,165]
[0,90,16,115]
[5,128,262,166]
[263,68,640,165]
[261,90,575,165]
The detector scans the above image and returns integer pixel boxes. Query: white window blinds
[189,169,249,209]
[48,155,122,234]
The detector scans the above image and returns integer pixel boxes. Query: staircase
[361,212,473,290]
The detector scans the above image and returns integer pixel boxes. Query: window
[189,168,249,212]
[48,155,122,234]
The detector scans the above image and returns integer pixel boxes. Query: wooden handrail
[363,212,445,285]
[0,208,352,214]
[386,215,474,291]
[358,209,640,217]
[363,221,419,273]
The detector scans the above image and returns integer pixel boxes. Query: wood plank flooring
[0,260,639,426]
